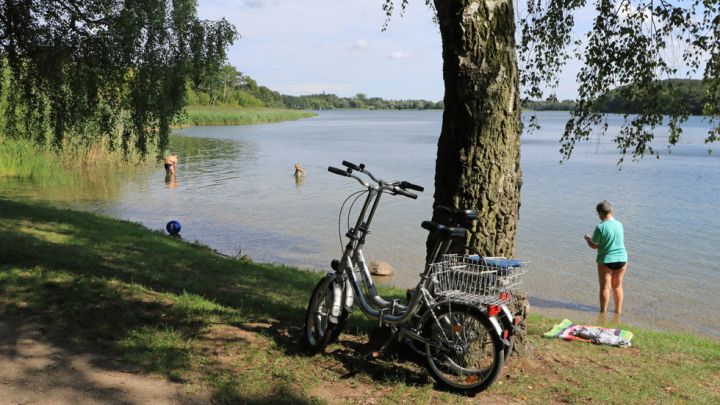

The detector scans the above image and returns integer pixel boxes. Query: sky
[196,0,702,102]
[197,0,445,100]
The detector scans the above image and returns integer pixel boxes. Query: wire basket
[428,254,528,306]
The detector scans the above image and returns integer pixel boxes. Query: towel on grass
[543,319,633,347]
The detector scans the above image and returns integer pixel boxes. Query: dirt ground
[0,314,209,405]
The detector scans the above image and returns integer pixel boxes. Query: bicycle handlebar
[328,166,350,177]
[330,161,422,199]
[400,181,424,192]
[393,187,418,199]
[342,160,362,172]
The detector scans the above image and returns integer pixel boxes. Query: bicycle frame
[327,166,498,334]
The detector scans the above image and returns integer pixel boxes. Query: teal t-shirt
[592,218,628,264]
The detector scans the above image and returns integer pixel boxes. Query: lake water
[2,110,718,338]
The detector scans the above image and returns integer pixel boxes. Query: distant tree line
[195,66,711,117]
[523,80,711,115]
[187,64,443,110]
[597,79,709,116]
[522,97,576,111]
[281,93,444,110]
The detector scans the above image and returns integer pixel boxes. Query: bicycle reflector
[488,305,501,317]
[465,375,479,384]
[499,291,511,302]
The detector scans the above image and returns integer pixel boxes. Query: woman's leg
[610,265,627,314]
[597,264,612,313]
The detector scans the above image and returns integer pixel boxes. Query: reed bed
[0,137,62,179]
[182,106,316,126]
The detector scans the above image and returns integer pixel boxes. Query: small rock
[369,261,394,276]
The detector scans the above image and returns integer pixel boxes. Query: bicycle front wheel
[304,275,347,353]
[422,302,503,393]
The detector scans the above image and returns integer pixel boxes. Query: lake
[2,110,718,338]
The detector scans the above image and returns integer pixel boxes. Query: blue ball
[166,220,181,235]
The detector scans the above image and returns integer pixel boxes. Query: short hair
[596,200,613,216]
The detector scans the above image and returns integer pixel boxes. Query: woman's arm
[584,234,599,249]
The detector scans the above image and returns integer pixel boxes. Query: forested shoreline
[524,79,711,115]
[186,64,444,110]
[189,65,713,116]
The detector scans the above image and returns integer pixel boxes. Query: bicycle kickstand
[369,329,398,359]
[367,309,398,359]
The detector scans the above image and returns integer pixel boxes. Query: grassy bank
[182,106,316,127]
[0,197,718,404]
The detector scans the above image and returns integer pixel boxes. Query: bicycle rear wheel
[304,275,347,353]
[423,302,503,393]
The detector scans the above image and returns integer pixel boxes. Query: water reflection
[294,173,305,189]
[529,296,599,313]
[0,165,145,204]
[165,173,178,189]
[595,312,623,327]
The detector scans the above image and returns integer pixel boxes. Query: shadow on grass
[241,319,430,388]
[0,199,317,369]
[0,197,432,398]
[212,381,323,405]
[0,312,198,404]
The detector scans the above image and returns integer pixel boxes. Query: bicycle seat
[421,221,467,239]
[434,205,479,223]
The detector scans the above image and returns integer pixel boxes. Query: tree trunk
[431,0,527,352]
[430,0,522,258]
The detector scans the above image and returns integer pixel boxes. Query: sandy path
[0,315,210,405]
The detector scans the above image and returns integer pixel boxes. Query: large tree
[0,0,237,158]
[383,0,718,257]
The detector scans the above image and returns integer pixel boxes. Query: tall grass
[0,136,156,180]
[0,137,63,179]
[182,106,316,126]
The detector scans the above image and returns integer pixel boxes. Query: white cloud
[389,51,409,60]
[241,0,279,8]
[350,39,369,50]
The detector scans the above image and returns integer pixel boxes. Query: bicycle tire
[304,275,348,353]
[422,302,503,393]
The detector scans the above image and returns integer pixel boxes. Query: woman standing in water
[584,200,628,314]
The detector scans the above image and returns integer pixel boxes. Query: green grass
[0,197,718,404]
[0,135,152,181]
[0,137,64,179]
[182,105,316,126]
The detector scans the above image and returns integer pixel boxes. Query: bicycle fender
[488,315,503,337]
[498,305,515,334]
[330,277,343,323]
[488,316,511,347]
[343,280,355,311]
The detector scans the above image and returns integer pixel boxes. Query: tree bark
[430,0,526,355]
[431,0,522,258]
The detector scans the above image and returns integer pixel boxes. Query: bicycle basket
[428,254,528,306]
